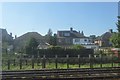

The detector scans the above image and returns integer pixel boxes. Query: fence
[2,54,120,70]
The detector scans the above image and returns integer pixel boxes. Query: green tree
[110,16,120,48]
[46,28,53,45]
[47,28,52,36]
[46,29,57,46]
[117,16,120,32]
[52,34,57,46]
[48,45,62,50]
[25,37,39,56]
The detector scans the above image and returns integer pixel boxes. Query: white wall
[73,38,92,44]
[73,38,99,49]
[82,44,99,49]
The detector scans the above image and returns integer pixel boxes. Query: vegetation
[48,45,63,49]
[71,44,85,49]
[46,29,57,46]
[110,16,120,48]
[25,37,39,56]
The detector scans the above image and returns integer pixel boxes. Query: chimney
[10,33,12,37]
[70,27,73,31]
[109,29,113,33]
[81,31,84,36]
[79,31,80,34]
[15,35,17,39]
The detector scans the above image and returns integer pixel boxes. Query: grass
[2,62,119,71]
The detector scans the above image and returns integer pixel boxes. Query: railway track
[1,67,120,80]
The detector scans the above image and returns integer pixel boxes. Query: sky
[1,2,119,37]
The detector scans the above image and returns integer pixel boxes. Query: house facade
[57,27,85,45]
[57,27,98,49]
[94,29,113,47]
[73,38,98,49]
[73,37,92,45]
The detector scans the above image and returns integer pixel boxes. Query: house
[38,42,50,49]
[1,28,13,45]
[0,28,14,53]
[73,37,98,49]
[94,29,113,47]
[73,37,92,45]
[57,27,85,45]
[57,27,98,49]
[14,32,47,51]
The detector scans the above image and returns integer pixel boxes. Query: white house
[81,43,99,49]
[73,37,92,45]
[73,38,99,49]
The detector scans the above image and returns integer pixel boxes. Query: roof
[57,30,85,38]
[14,32,46,50]
[0,28,13,42]
[95,32,113,41]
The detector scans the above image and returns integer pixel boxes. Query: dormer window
[84,39,87,42]
[64,33,70,36]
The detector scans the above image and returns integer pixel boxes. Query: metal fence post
[66,55,69,69]
[25,59,28,65]
[42,55,46,69]
[55,55,58,69]
[20,58,22,69]
[78,55,80,68]
[89,54,93,68]
[13,59,16,66]
[32,55,34,69]
[111,53,114,67]
[100,54,102,68]
[7,59,10,70]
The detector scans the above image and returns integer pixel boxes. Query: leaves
[25,37,39,56]
[71,45,85,49]
[110,16,120,48]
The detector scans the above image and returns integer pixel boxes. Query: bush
[71,45,85,49]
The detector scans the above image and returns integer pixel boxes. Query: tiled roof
[57,30,85,38]
[95,32,112,41]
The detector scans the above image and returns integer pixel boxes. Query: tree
[46,28,53,45]
[110,16,120,48]
[52,34,57,46]
[48,45,62,50]
[25,37,39,56]
[47,28,52,36]
[46,29,57,46]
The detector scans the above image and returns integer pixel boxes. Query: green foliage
[25,37,39,56]
[47,28,52,36]
[71,45,85,49]
[48,34,57,46]
[48,46,63,50]
[46,29,57,46]
[110,33,120,48]
[117,16,120,33]
[110,16,120,48]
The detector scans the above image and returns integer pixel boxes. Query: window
[89,40,91,42]
[84,39,87,42]
[64,33,70,36]
[58,39,61,42]
[75,39,79,42]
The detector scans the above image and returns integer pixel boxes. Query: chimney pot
[70,27,73,31]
